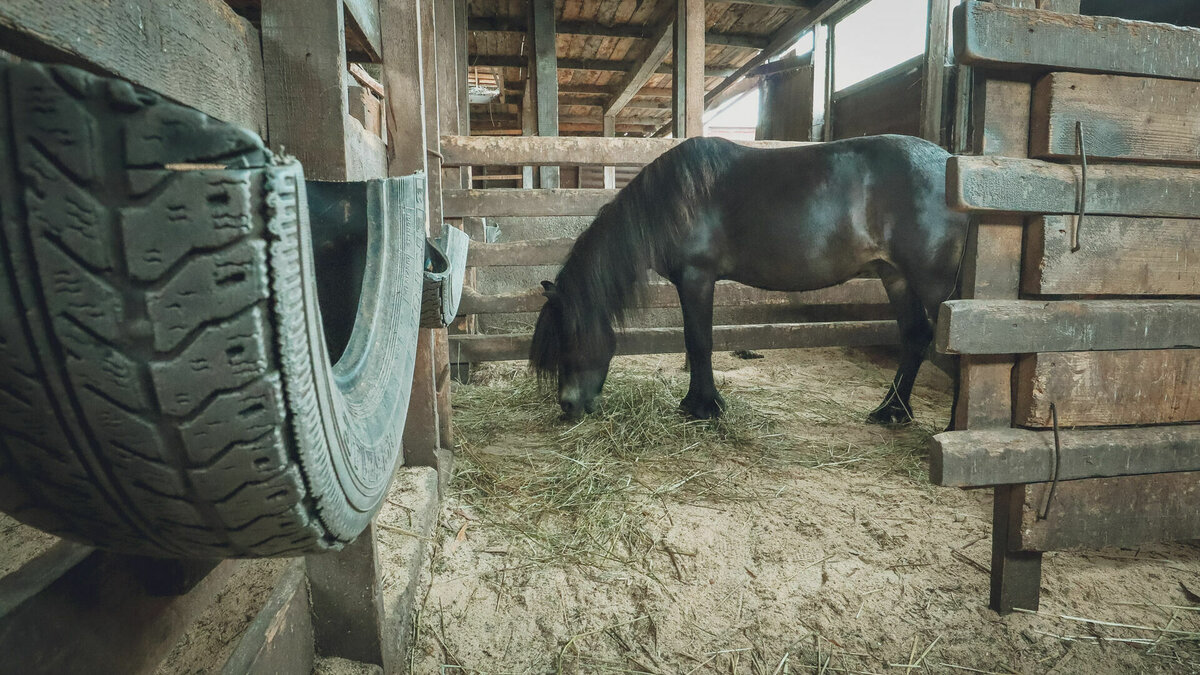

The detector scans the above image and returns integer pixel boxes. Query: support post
[920,0,951,145]
[811,22,834,141]
[529,0,559,186]
[521,78,536,188]
[602,114,617,188]
[305,529,385,665]
[672,0,705,138]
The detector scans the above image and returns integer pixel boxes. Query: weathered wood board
[937,299,1200,354]
[220,562,313,675]
[439,135,809,167]
[450,320,899,362]
[459,278,890,315]
[1032,73,1200,165]
[932,424,1200,487]
[1023,215,1200,296]
[948,156,1200,219]
[1015,350,1200,427]
[1016,472,1200,551]
[956,2,1200,82]
[444,189,619,217]
[0,0,266,134]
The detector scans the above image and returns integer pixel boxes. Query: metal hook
[1038,402,1064,520]
[1070,121,1087,253]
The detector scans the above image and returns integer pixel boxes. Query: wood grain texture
[443,189,619,217]
[450,321,899,362]
[956,1,1200,81]
[220,561,313,675]
[605,18,674,117]
[344,0,382,61]
[673,0,705,138]
[380,0,427,176]
[920,0,952,144]
[932,424,1200,487]
[1015,350,1200,427]
[439,136,810,167]
[0,0,266,134]
[948,155,1200,218]
[937,299,1200,355]
[1022,215,1200,296]
[1032,72,1200,165]
[1017,472,1200,551]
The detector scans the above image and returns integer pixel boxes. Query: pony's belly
[723,249,866,293]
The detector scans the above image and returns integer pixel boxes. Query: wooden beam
[467,237,574,267]
[948,156,1200,219]
[420,0,442,232]
[344,0,382,62]
[1016,473,1200,552]
[220,561,313,675]
[0,0,266,134]
[602,115,617,189]
[1022,216,1200,296]
[605,18,675,117]
[1015,350,1200,428]
[470,53,736,77]
[466,18,769,49]
[439,135,809,166]
[444,189,617,217]
[919,0,951,144]
[459,278,890,315]
[530,0,559,187]
[674,0,706,138]
[931,425,1200,488]
[1032,72,1200,165]
[450,320,900,362]
[380,0,428,175]
[956,1,1200,81]
[936,299,1200,355]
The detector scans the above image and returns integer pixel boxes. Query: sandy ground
[410,347,1200,674]
[0,513,60,578]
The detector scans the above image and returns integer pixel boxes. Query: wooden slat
[380,0,427,176]
[450,321,899,362]
[459,278,890,315]
[1015,350,1200,428]
[345,115,388,181]
[1023,215,1200,296]
[948,155,1200,219]
[936,299,1200,355]
[931,425,1200,487]
[344,0,382,61]
[466,18,768,49]
[443,189,618,217]
[956,1,1200,81]
[466,238,574,267]
[0,0,266,134]
[1016,472,1200,551]
[439,135,810,167]
[1032,72,1200,165]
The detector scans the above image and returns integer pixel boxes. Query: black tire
[0,62,424,557]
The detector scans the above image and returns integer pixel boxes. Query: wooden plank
[450,320,900,362]
[306,525,385,667]
[673,0,705,138]
[470,53,735,77]
[1015,350,1200,427]
[459,278,891,315]
[604,18,674,117]
[344,115,388,181]
[344,0,382,62]
[439,136,810,166]
[920,0,951,144]
[420,0,442,234]
[1016,472,1200,551]
[932,424,1200,487]
[1023,215,1200,296]
[348,84,384,137]
[467,238,574,267]
[948,155,1200,219]
[466,17,769,49]
[956,1,1200,81]
[0,541,92,618]
[443,189,619,217]
[602,115,617,189]
[937,299,1200,355]
[220,561,313,675]
[0,0,266,134]
[380,0,428,176]
[530,0,559,188]
[1032,72,1200,165]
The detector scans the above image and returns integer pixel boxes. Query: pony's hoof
[680,393,726,420]
[866,405,913,426]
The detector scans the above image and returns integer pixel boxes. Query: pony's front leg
[676,268,725,419]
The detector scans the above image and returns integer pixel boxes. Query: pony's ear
[540,280,557,298]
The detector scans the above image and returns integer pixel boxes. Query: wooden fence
[931,0,1200,613]
[437,135,899,367]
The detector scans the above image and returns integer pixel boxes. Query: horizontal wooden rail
[444,189,618,217]
[466,238,574,267]
[935,299,1200,355]
[450,320,899,362]
[438,135,810,167]
[931,425,1200,487]
[947,156,1200,218]
[459,278,890,315]
[956,1,1200,81]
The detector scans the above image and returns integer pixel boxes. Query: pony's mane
[530,137,740,382]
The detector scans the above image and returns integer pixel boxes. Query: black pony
[530,135,966,424]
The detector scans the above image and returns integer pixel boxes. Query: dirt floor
[409,347,1200,674]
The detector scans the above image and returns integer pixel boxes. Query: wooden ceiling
[468,0,824,136]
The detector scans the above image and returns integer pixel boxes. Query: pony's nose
[560,399,580,418]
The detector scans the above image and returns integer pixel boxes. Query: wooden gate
[931,0,1200,612]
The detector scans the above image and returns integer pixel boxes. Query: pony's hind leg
[676,268,725,419]
[868,270,934,425]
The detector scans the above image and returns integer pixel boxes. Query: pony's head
[529,280,615,420]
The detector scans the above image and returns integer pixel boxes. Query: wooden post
[529,0,559,187]
[812,22,835,141]
[920,0,951,145]
[521,78,536,189]
[304,531,385,665]
[602,114,617,189]
[672,0,705,138]
[433,0,461,457]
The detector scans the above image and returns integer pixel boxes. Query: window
[833,0,930,92]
